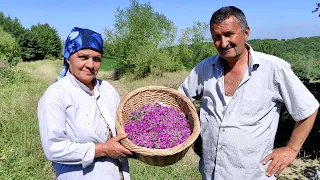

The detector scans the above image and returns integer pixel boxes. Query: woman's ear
[66,58,71,65]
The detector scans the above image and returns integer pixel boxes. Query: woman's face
[67,49,102,88]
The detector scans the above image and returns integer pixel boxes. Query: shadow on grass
[303,166,319,179]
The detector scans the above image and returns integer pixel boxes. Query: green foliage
[280,53,320,82]
[177,22,216,68]
[100,58,118,71]
[44,54,59,60]
[0,67,31,84]
[0,27,21,66]
[31,23,62,58]
[19,29,40,60]
[0,12,62,62]
[19,23,62,61]
[118,43,182,80]
[0,12,25,65]
[0,12,25,39]
[171,44,194,68]
[104,0,178,79]
[248,36,320,82]
[248,39,281,57]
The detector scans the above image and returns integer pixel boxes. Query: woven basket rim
[116,86,200,156]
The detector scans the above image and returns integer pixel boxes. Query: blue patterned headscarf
[56,27,104,81]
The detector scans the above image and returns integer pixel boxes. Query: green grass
[100,58,118,71]
[128,151,201,180]
[0,67,55,179]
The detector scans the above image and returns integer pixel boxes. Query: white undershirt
[224,95,232,106]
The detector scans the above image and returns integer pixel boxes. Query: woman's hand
[95,133,133,158]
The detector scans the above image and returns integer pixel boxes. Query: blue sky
[0,0,319,41]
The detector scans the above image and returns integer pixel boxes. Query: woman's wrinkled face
[67,49,102,87]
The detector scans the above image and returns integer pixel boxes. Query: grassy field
[100,58,118,71]
[0,60,319,180]
[0,60,59,179]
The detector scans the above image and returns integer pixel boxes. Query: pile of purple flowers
[125,103,191,149]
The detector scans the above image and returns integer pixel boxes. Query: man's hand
[263,146,298,177]
[264,109,318,177]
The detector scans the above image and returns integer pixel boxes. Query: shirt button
[222,128,225,132]
[223,109,227,115]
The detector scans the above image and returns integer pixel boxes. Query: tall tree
[178,22,215,68]
[20,23,62,61]
[104,0,178,79]
[0,13,25,40]
[30,23,62,59]
[19,29,40,60]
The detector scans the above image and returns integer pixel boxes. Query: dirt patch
[0,60,10,68]
[279,158,320,179]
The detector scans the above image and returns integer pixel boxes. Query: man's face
[210,15,250,61]
[67,49,102,87]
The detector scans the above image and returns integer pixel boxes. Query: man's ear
[244,27,250,41]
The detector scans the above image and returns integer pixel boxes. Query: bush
[0,27,21,66]
[44,54,57,60]
[177,22,216,69]
[118,43,182,80]
[0,67,31,84]
[279,53,320,83]
[104,0,177,79]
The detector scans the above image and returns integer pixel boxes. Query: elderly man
[179,6,319,180]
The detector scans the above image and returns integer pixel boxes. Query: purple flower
[125,103,191,149]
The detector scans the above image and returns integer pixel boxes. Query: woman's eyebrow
[77,52,90,56]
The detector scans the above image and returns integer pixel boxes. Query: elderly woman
[38,27,132,180]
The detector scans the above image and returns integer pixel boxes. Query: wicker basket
[116,86,200,166]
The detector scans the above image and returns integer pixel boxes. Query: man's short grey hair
[210,6,248,33]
